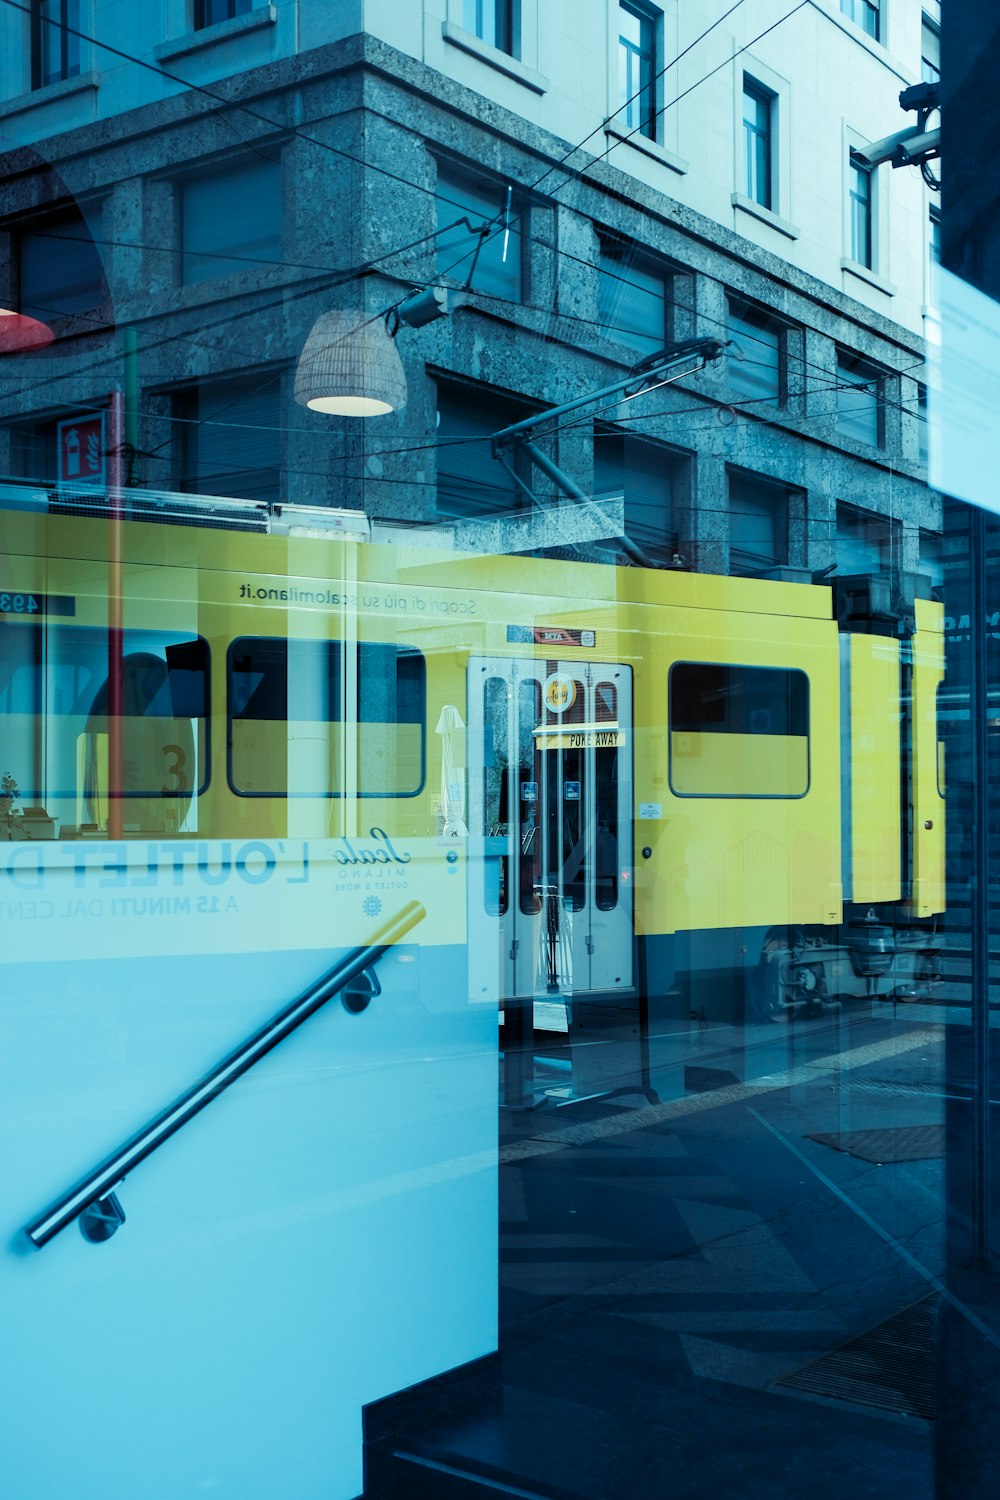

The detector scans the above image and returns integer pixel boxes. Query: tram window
[594,681,619,912]
[669,662,809,797]
[228,636,425,797]
[0,624,209,804]
[519,678,542,917]
[482,676,510,917]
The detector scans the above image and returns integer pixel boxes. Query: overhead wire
[6,360,926,496]
[0,0,933,483]
[0,0,914,405]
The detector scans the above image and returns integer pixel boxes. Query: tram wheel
[750,957,791,1023]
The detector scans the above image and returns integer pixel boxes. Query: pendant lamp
[295,308,406,416]
[0,306,54,355]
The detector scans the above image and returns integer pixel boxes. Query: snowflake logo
[362,895,383,917]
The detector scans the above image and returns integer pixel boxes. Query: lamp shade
[0,306,54,354]
[295,308,407,416]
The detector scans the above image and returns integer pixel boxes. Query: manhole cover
[807,1123,945,1163]
[776,1296,938,1419]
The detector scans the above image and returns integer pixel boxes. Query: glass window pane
[727,300,781,403]
[176,373,281,504]
[837,354,880,445]
[436,381,531,518]
[619,2,655,138]
[435,166,522,301]
[181,156,283,284]
[599,244,666,355]
[0,624,209,805]
[669,662,809,797]
[228,637,424,797]
[594,429,675,559]
[729,472,788,575]
[20,211,104,320]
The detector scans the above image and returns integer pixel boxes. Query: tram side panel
[633,598,843,1026]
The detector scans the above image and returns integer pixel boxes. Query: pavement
[395,1001,959,1498]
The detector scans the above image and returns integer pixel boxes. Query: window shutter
[729,473,787,575]
[20,213,104,319]
[435,168,521,301]
[595,431,673,553]
[181,157,283,284]
[599,246,666,356]
[181,374,281,502]
[727,300,780,403]
[436,383,529,518]
[836,355,880,446]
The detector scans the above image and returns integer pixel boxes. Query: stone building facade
[0,1,940,582]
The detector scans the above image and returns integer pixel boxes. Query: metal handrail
[25,900,426,1249]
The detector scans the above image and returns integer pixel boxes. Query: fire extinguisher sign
[57,412,106,485]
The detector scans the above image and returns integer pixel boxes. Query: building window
[668,662,809,799]
[742,78,774,209]
[921,13,940,82]
[18,208,105,324]
[463,0,519,57]
[594,428,677,563]
[30,1,81,90]
[726,298,783,405]
[836,352,881,446]
[228,638,425,800]
[849,149,873,268]
[618,1,658,141]
[195,0,253,29]
[179,155,282,285]
[840,0,880,43]
[174,371,282,503]
[919,525,944,591]
[9,413,65,482]
[435,381,532,519]
[728,470,789,576]
[435,164,522,301]
[836,503,895,574]
[598,240,668,357]
[928,203,941,305]
[916,381,930,467]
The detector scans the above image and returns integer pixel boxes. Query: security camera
[853,124,940,170]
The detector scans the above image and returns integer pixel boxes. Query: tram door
[469,658,633,1010]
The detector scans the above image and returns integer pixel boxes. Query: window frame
[462,0,520,58]
[835,350,884,448]
[176,149,285,288]
[839,0,881,44]
[14,200,108,333]
[193,0,254,30]
[172,367,285,505]
[725,295,786,407]
[921,12,940,83]
[434,159,525,303]
[849,148,874,269]
[617,0,660,143]
[727,467,791,577]
[593,423,680,563]
[928,202,941,307]
[433,374,535,520]
[30,0,81,91]
[0,621,212,801]
[667,660,811,801]
[226,636,427,800]
[597,235,671,357]
[742,76,774,210]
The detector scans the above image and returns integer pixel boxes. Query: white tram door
[468,658,633,1011]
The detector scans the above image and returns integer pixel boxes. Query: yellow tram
[0,489,944,1043]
